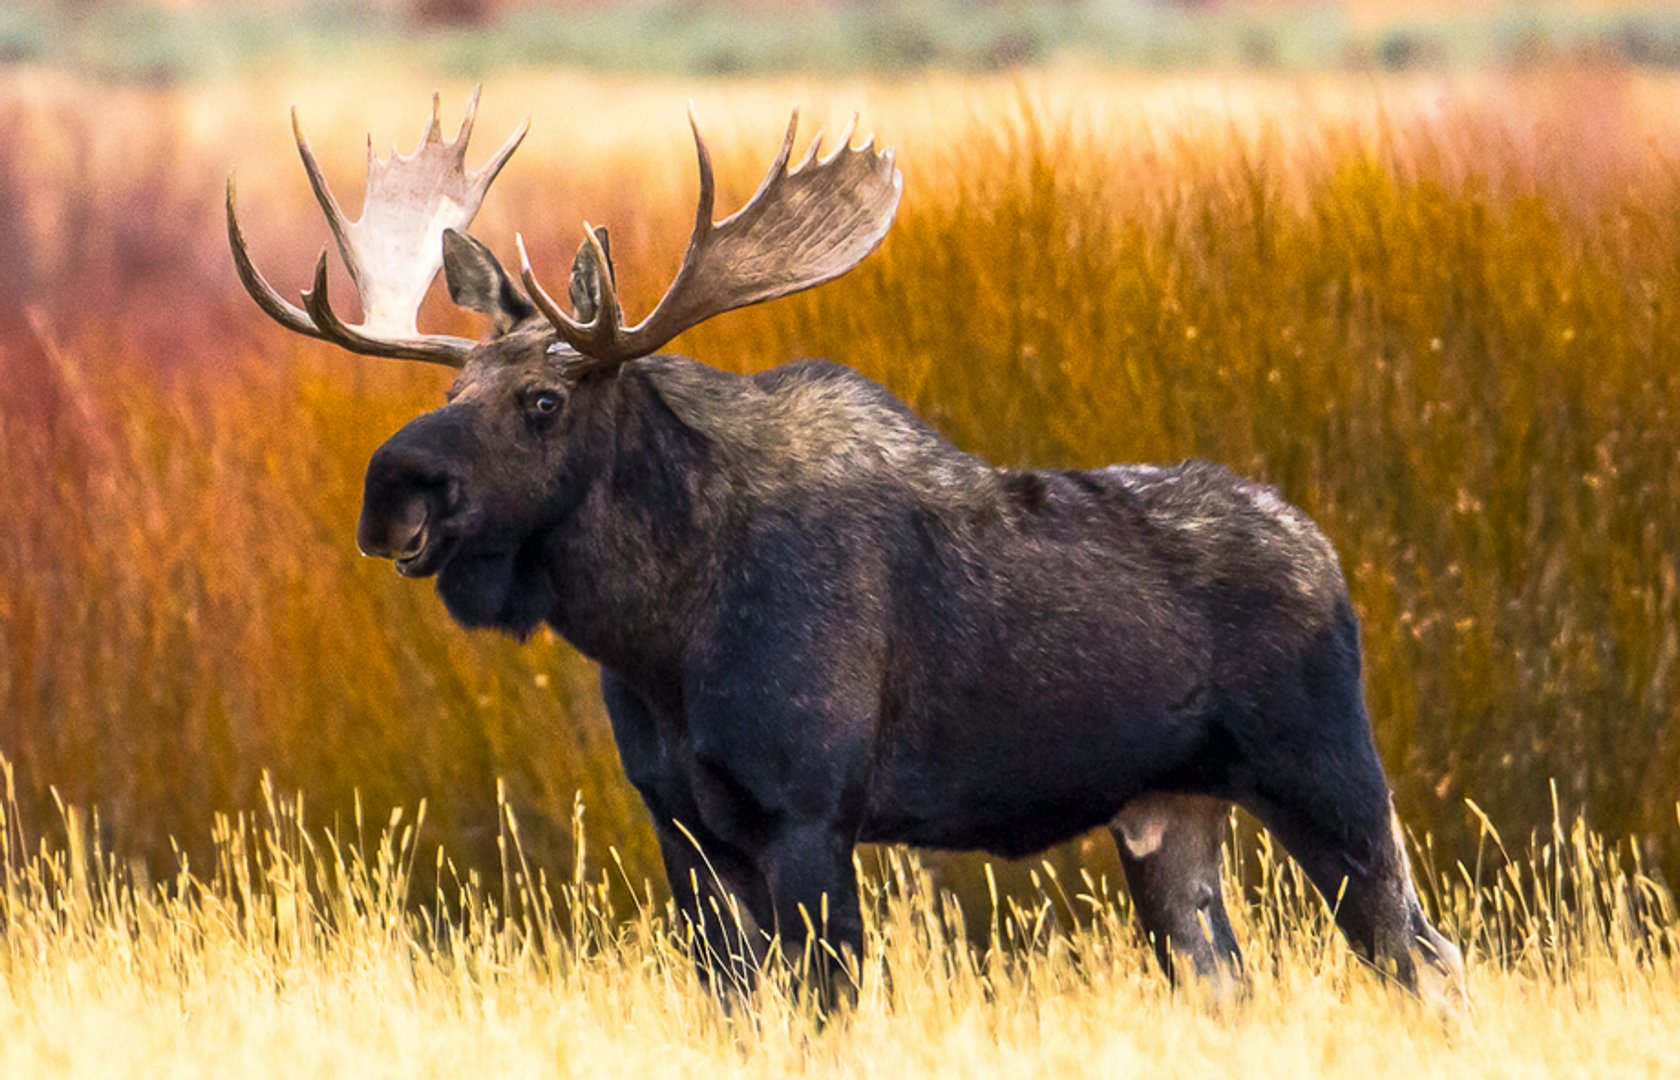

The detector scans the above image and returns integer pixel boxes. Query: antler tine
[468,115,530,203]
[686,102,720,244]
[291,108,360,291]
[301,247,360,349]
[718,106,801,229]
[425,91,444,146]
[516,231,568,327]
[793,129,822,173]
[227,174,325,341]
[827,113,860,164]
[455,84,481,152]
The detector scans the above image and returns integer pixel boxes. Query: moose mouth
[393,519,461,579]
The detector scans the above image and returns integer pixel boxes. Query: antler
[227,87,528,367]
[517,106,902,367]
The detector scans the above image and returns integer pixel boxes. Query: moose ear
[568,226,614,324]
[442,228,536,336]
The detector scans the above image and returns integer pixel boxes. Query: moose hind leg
[1235,602,1466,1003]
[1245,752,1464,998]
[1111,794,1244,988]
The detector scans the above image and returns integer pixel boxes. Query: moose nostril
[385,499,429,556]
[357,483,434,560]
[392,516,428,559]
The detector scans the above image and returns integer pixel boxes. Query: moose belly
[859,680,1221,859]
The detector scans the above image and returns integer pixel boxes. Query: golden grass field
[2,63,1680,1073]
[2,764,1676,1077]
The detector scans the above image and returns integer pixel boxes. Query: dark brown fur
[353,251,1465,1008]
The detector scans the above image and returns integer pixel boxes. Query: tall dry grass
[1,757,1676,1076]
[1,67,1679,909]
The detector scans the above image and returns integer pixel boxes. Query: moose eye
[529,391,561,416]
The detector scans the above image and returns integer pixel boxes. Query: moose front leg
[685,752,867,1014]
[757,820,864,1014]
[682,556,884,1015]
[599,671,774,995]
[653,819,771,998]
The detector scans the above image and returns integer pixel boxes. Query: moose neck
[539,358,723,691]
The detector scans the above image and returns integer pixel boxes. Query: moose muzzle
[357,409,471,578]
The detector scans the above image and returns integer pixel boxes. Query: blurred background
[5,0,1680,80]
[3,1,1679,915]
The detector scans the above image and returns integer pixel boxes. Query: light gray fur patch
[647,360,995,508]
[1241,481,1340,604]
[1113,797,1174,858]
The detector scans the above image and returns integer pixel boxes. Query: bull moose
[227,89,1464,1007]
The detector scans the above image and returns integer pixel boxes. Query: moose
[228,89,1464,1007]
